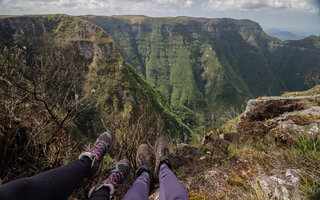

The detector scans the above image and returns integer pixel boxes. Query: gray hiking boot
[136,144,153,177]
[79,131,114,177]
[88,159,130,198]
[154,137,172,180]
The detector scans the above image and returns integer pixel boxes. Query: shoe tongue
[163,148,169,155]
[100,135,111,143]
[118,164,129,175]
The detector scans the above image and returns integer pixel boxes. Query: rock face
[255,169,301,200]
[82,15,284,112]
[238,95,320,143]
[238,95,320,122]
[0,15,191,140]
[233,94,319,198]
[83,15,320,116]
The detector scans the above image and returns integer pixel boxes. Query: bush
[0,42,85,181]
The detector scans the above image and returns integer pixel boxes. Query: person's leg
[155,137,189,200]
[122,172,150,200]
[0,131,114,200]
[88,159,130,200]
[122,144,152,200]
[89,187,111,200]
[159,163,189,200]
[0,157,91,200]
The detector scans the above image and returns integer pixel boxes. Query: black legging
[0,157,110,200]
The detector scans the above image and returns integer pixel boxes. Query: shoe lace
[160,148,169,157]
[84,140,106,160]
[138,154,148,165]
[103,171,123,188]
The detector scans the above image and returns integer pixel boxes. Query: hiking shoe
[79,131,114,177]
[88,159,130,198]
[136,144,152,177]
[154,137,172,180]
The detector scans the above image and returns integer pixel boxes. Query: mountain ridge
[81,15,320,118]
[0,14,191,138]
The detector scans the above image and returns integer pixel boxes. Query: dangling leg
[122,171,150,200]
[123,144,152,200]
[0,157,91,200]
[159,163,189,200]
[155,137,189,200]
[0,131,114,200]
[88,159,130,200]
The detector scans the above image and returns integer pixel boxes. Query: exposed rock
[200,130,214,147]
[219,132,237,142]
[174,143,203,158]
[76,41,94,59]
[260,106,320,146]
[237,120,267,135]
[255,169,301,200]
[170,143,203,169]
[211,139,230,154]
[237,96,320,143]
[238,95,319,123]
[149,189,159,200]
[0,17,51,36]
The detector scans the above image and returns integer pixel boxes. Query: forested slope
[83,15,320,119]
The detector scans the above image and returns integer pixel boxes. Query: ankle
[136,167,151,177]
[141,171,150,177]
[160,162,168,169]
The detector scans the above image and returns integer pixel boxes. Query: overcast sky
[1,0,320,35]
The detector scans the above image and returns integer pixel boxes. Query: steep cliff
[0,15,191,146]
[82,15,320,118]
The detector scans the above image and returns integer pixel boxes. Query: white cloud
[201,0,317,13]
[0,0,195,14]
[0,0,317,16]
[184,0,194,8]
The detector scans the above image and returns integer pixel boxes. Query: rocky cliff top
[149,86,320,200]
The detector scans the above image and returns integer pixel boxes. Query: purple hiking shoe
[79,131,114,177]
[88,159,130,198]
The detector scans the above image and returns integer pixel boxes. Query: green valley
[0,15,191,187]
[1,14,320,200]
[82,15,320,123]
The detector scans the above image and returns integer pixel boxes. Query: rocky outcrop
[237,95,320,144]
[163,91,319,199]
[238,95,320,123]
[75,40,119,59]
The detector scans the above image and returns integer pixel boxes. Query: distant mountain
[2,15,318,129]
[81,15,320,120]
[265,29,306,40]
[0,15,191,138]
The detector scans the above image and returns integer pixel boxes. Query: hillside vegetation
[82,15,320,124]
[0,15,191,197]
[0,15,319,199]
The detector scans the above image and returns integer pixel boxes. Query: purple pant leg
[159,164,189,200]
[123,172,150,200]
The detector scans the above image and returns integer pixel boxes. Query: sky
[1,0,320,35]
